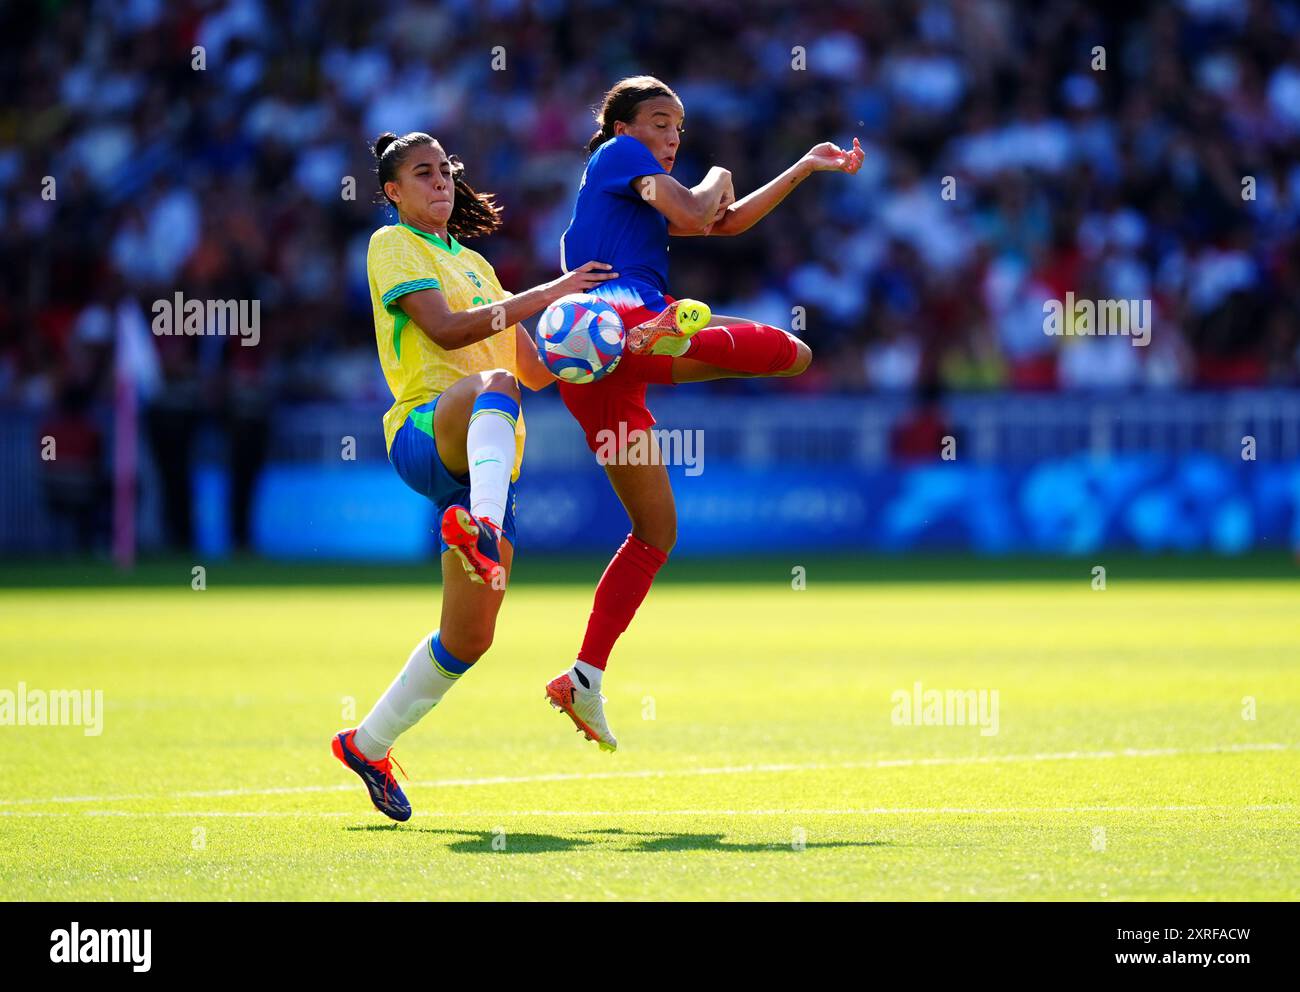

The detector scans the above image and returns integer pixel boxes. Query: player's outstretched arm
[398,261,618,351]
[694,137,864,238]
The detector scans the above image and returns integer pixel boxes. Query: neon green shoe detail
[628,299,713,356]
[673,299,711,335]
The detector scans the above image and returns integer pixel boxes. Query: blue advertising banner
[232,456,1300,560]
[246,466,433,560]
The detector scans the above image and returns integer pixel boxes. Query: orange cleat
[545,672,618,752]
[625,299,712,357]
[440,505,504,586]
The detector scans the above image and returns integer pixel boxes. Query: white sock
[467,396,518,526]
[570,659,604,693]
[354,633,463,760]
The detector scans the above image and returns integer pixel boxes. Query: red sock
[683,323,799,374]
[577,534,669,670]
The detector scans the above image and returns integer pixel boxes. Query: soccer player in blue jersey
[544,76,864,749]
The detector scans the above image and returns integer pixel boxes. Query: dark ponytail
[587,75,680,155]
[373,131,504,239]
[374,131,400,161]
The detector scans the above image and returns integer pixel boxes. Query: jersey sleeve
[595,136,666,199]
[370,229,443,314]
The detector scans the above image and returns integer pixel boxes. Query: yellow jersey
[367,222,525,479]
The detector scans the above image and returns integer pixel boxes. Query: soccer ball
[536,294,624,384]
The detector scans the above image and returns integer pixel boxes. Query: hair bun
[373,132,399,160]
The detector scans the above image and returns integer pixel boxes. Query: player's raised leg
[547,436,673,751]
[433,369,521,585]
[669,311,811,382]
[626,300,809,380]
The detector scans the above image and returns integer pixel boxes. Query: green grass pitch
[1,557,1297,901]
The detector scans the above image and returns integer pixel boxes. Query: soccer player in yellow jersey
[332,131,617,820]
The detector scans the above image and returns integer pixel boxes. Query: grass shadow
[575,827,893,853]
[347,825,895,854]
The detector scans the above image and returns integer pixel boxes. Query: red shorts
[557,294,677,453]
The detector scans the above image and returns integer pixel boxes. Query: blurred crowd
[2,0,1299,548]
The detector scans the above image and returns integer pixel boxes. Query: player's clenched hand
[715,178,736,216]
[803,137,865,174]
[717,170,736,207]
[550,261,619,297]
[702,182,735,235]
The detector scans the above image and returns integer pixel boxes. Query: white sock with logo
[467,392,519,527]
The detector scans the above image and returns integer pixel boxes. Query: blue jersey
[560,135,670,312]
